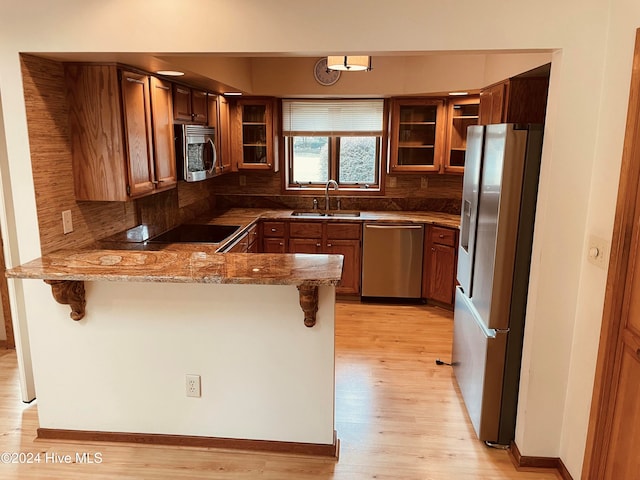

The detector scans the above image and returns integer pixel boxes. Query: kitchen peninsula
[6,247,343,456]
[6,205,459,456]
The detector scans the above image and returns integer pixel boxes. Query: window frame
[280,98,388,195]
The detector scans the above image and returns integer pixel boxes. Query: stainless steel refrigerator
[453,123,543,446]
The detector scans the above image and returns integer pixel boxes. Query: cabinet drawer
[290,222,323,239]
[262,221,286,237]
[430,226,457,246]
[326,222,361,240]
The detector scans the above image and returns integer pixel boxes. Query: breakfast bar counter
[6,248,343,286]
[6,248,342,456]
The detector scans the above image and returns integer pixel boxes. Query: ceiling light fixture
[327,55,372,71]
[448,91,469,96]
[155,70,185,77]
[223,92,243,96]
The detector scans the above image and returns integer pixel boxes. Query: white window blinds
[282,99,384,136]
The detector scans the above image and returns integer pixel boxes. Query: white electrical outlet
[389,176,397,188]
[62,210,73,234]
[185,374,201,397]
[420,177,428,189]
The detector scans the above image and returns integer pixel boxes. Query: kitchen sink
[290,211,326,217]
[290,210,360,217]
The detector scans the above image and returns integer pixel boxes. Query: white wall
[28,281,336,444]
[0,1,636,477]
[558,0,640,474]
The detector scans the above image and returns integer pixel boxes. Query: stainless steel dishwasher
[361,223,424,298]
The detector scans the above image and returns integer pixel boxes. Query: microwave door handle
[207,138,217,174]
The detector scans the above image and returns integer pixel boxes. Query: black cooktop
[147,224,241,244]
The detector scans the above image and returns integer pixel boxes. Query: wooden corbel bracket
[44,280,86,321]
[297,285,319,327]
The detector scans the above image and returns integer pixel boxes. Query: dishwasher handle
[364,224,423,229]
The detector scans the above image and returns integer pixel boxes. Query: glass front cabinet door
[389,98,446,173]
[443,96,479,174]
[234,98,276,170]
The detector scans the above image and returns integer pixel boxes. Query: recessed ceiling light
[223,92,243,96]
[448,91,469,96]
[156,70,185,77]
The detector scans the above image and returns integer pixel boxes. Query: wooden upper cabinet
[389,98,446,173]
[233,98,277,171]
[478,74,549,126]
[191,89,208,124]
[209,94,233,174]
[149,77,177,190]
[478,82,506,125]
[172,84,208,124]
[66,64,128,201]
[443,95,480,174]
[172,85,192,122]
[64,64,177,201]
[120,71,155,198]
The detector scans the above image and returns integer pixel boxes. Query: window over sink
[282,99,385,192]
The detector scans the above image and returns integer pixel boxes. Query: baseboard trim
[509,441,573,480]
[37,428,340,458]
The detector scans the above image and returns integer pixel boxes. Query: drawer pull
[327,243,332,247]
[316,243,321,247]
[271,228,277,232]
[439,234,444,238]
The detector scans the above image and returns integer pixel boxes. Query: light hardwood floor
[0,301,560,479]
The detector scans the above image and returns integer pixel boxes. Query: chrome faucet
[325,179,339,211]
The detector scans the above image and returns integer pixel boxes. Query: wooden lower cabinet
[262,220,361,295]
[326,239,361,295]
[261,221,287,253]
[257,219,458,300]
[263,238,286,253]
[423,225,458,307]
[289,237,322,254]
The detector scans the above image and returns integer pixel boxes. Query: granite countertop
[6,249,343,286]
[9,208,458,286]
[98,208,460,253]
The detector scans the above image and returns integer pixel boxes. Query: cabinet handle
[316,243,321,247]
[432,248,436,251]
[279,242,283,246]
[271,228,277,232]
[125,77,145,85]
[327,243,332,247]
[439,234,444,238]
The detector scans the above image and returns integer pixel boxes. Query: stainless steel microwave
[175,124,217,182]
